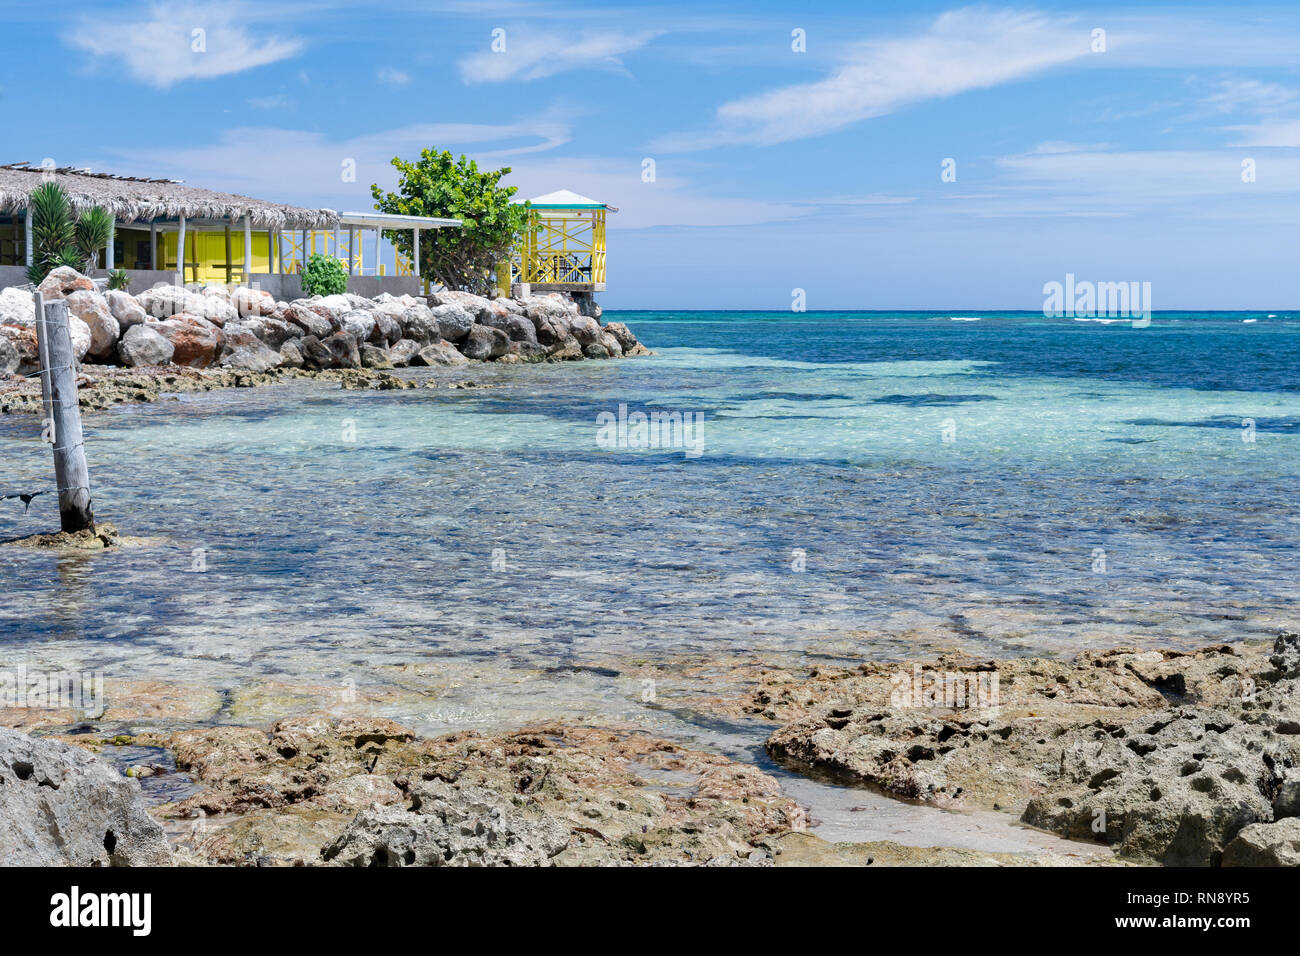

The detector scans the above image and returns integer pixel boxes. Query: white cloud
[93,114,575,209]
[1225,121,1300,147]
[248,93,294,110]
[377,68,411,86]
[653,8,1094,151]
[65,2,303,88]
[458,28,661,83]
[1203,78,1297,115]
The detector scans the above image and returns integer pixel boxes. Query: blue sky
[4,0,1300,309]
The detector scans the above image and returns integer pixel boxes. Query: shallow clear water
[2,311,1297,740]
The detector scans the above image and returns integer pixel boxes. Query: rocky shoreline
[3,634,1297,866]
[0,267,648,415]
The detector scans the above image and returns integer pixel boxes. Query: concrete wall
[247,274,421,300]
[0,265,27,290]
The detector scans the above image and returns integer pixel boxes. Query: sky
[3,0,1300,309]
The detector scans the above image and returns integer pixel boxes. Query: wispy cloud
[94,112,575,208]
[653,7,1095,151]
[458,28,661,83]
[65,1,303,88]
[377,67,411,86]
[247,93,294,110]
[1203,78,1297,115]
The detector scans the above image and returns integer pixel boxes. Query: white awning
[338,211,462,229]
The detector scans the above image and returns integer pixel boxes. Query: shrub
[301,252,348,296]
[24,183,114,284]
[107,269,130,291]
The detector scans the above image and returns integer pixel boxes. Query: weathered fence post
[31,290,54,429]
[40,298,94,532]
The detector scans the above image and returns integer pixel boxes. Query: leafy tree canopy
[370,149,532,295]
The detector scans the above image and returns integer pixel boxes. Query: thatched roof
[0,162,337,229]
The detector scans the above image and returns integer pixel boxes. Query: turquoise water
[1,311,1298,732]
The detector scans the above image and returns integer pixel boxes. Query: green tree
[370,149,532,295]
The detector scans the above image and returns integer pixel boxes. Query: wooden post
[32,291,54,429]
[243,214,252,285]
[41,299,94,533]
[224,223,233,285]
[150,222,157,270]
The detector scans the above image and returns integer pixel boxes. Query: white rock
[64,290,119,358]
[0,287,35,328]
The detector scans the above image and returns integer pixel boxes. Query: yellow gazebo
[501,189,616,298]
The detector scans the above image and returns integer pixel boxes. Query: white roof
[339,211,462,229]
[515,189,618,211]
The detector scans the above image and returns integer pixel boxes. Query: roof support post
[376,227,382,276]
[177,215,187,286]
[224,223,233,285]
[348,228,355,274]
[105,223,114,271]
[270,231,278,275]
[243,214,252,285]
[413,228,420,277]
[24,205,32,267]
[150,222,157,271]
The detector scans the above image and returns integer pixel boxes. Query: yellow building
[502,190,616,298]
[0,162,460,296]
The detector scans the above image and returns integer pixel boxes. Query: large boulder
[220,323,283,372]
[0,334,18,376]
[360,343,392,369]
[68,316,92,362]
[36,266,94,300]
[240,316,302,349]
[430,289,491,321]
[372,310,402,346]
[339,310,377,344]
[480,307,537,344]
[599,331,623,358]
[322,330,361,369]
[460,324,509,360]
[568,315,602,346]
[0,728,172,866]
[233,286,276,318]
[278,339,305,369]
[196,291,238,327]
[307,294,353,328]
[1223,818,1300,866]
[117,323,175,367]
[388,338,421,367]
[297,335,334,371]
[105,290,147,334]
[0,325,39,375]
[64,290,120,359]
[138,284,209,320]
[322,779,569,867]
[411,340,468,366]
[283,303,333,339]
[429,304,474,343]
[0,287,35,328]
[602,321,638,352]
[156,315,223,368]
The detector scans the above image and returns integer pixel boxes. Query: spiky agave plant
[74,206,114,274]
[25,182,78,285]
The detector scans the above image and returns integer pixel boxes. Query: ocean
[2,310,1298,740]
